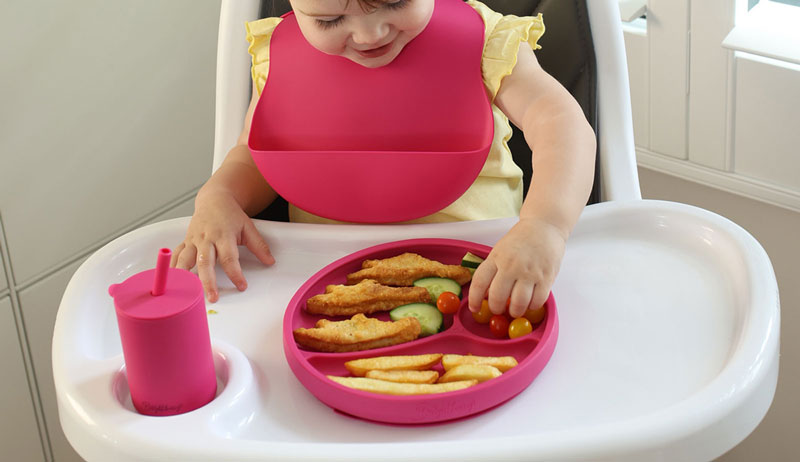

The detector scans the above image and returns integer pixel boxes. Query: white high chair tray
[53,200,779,462]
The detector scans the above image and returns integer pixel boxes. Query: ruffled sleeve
[467,1,545,101]
[245,17,283,95]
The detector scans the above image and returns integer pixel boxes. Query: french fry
[328,376,477,395]
[441,354,518,372]
[345,353,443,377]
[437,364,502,383]
[365,369,439,384]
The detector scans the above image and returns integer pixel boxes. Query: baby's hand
[171,192,275,302]
[468,218,566,318]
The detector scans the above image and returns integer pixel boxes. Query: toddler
[172,0,596,319]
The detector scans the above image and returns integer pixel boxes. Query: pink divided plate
[283,238,558,424]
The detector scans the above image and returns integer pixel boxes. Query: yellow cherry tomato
[508,317,533,339]
[523,305,546,325]
[472,300,493,324]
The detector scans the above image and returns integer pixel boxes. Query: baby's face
[290,0,435,68]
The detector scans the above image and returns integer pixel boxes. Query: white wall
[0,1,219,460]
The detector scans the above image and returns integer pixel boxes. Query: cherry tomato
[508,317,533,338]
[436,291,460,314]
[489,315,510,338]
[523,305,546,325]
[472,300,493,324]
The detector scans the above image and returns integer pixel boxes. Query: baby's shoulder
[466,0,505,31]
[466,0,544,45]
[246,17,284,95]
[467,1,545,99]
[245,16,283,42]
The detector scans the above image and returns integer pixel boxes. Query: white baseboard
[636,148,800,214]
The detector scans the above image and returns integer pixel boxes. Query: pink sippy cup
[108,248,217,416]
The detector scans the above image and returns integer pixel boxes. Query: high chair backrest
[213,0,641,219]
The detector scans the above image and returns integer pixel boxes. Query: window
[622,0,800,211]
[724,0,800,65]
[749,0,800,10]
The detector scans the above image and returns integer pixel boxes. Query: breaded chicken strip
[293,314,421,352]
[346,252,472,286]
[306,279,431,316]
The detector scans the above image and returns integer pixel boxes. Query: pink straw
[151,248,172,296]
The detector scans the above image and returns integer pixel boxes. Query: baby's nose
[350,17,390,46]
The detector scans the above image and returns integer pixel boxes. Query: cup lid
[109,268,203,320]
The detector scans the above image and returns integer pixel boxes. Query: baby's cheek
[295,22,346,57]
[405,1,435,36]
[309,38,346,56]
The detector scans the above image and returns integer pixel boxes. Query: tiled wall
[0,1,220,460]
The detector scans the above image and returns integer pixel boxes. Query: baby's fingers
[172,243,197,270]
[530,282,552,314]
[242,220,275,266]
[170,243,184,267]
[509,282,534,319]
[216,239,247,292]
[195,243,219,303]
[468,260,495,312]
[487,273,515,316]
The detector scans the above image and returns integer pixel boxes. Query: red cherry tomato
[489,315,510,338]
[508,317,533,338]
[523,305,546,325]
[436,291,460,314]
[472,300,493,324]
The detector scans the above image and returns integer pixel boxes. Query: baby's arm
[468,43,596,318]
[172,84,277,302]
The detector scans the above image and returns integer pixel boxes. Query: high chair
[53,0,779,460]
[215,0,642,222]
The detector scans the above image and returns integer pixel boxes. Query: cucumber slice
[461,252,485,274]
[390,303,443,337]
[413,277,462,303]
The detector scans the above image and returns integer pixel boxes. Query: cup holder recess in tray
[112,341,253,417]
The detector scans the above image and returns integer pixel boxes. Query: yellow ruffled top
[244,1,545,224]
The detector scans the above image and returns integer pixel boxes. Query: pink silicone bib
[249,0,493,223]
